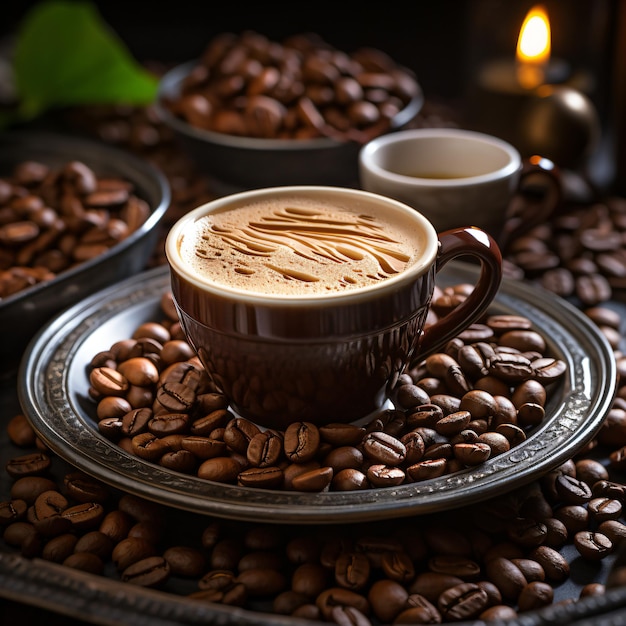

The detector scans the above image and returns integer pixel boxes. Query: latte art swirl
[182,198,419,295]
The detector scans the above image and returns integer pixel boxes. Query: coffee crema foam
[179,198,420,295]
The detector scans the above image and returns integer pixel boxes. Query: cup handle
[418,227,503,357]
[499,155,563,252]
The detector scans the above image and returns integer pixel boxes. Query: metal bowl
[155,61,423,191]
[0,131,170,370]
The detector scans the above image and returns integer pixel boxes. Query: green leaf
[13,0,159,122]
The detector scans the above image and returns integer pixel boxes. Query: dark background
[1,0,474,99]
[1,0,617,99]
[3,0,623,192]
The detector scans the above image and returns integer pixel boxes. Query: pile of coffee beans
[2,287,626,623]
[83,285,565,492]
[161,31,420,143]
[503,196,626,307]
[0,159,150,299]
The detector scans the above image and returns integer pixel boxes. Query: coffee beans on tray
[161,31,420,143]
[0,159,150,299]
[83,284,565,492]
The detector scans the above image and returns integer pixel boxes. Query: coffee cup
[358,128,523,240]
[165,185,502,429]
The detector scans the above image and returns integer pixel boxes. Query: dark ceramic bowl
[155,61,423,191]
[0,131,170,370]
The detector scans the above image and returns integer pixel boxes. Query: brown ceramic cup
[165,186,502,429]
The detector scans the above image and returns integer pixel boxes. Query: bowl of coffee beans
[155,31,423,190]
[0,131,170,368]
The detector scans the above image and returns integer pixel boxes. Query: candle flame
[516,5,551,89]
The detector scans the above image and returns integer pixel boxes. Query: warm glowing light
[516,5,551,89]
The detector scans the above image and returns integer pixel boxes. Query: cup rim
[359,128,522,187]
[165,185,439,305]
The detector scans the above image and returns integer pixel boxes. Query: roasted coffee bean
[580,583,606,598]
[457,343,496,379]
[362,431,406,465]
[89,367,129,396]
[554,504,589,534]
[41,533,78,563]
[555,474,593,504]
[574,531,613,561]
[485,557,527,600]
[5,452,51,478]
[6,414,37,447]
[454,442,491,466]
[155,381,196,412]
[31,490,71,536]
[405,404,444,429]
[284,422,321,463]
[477,432,510,456]
[331,468,368,491]
[530,357,567,382]
[528,546,570,582]
[395,596,442,624]
[598,520,626,546]
[543,518,569,548]
[0,499,27,525]
[381,550,415,583]
[131,432,168,461]
[335,551,371,591]
[63,551,105,575]
[247,430,283,467]
[99,510,134,543]
[291,466,333,492]
[367,579,406,623]
[63,472,110,504]
[198,457,242,483]
[73,530,114,560]
[190,408,231,435]
[163,545,206,577]
[510,558,545,582]
[181,435,227,460]
[112,536,157,571]
[122,555,171,587]
[117,357,159,386]
[61,502,105,530]
[330,605,372,626]
[438,582,489,621]
[224,417,261,455]
[238,466,284,489]
[488,353,533,383]
[394,384,431,410]
[587,497,623,522]
[409,572,466,603]
[318,423,366,447]
[236,568,287,597]
[517,581,554,611]
[429,555,480,578]
[430,394,462,415]
[406,458,447,481]
[237,549,285,572]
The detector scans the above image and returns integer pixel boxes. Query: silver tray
[18,263,616,524]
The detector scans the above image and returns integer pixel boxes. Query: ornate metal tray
[18,262,616,523]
